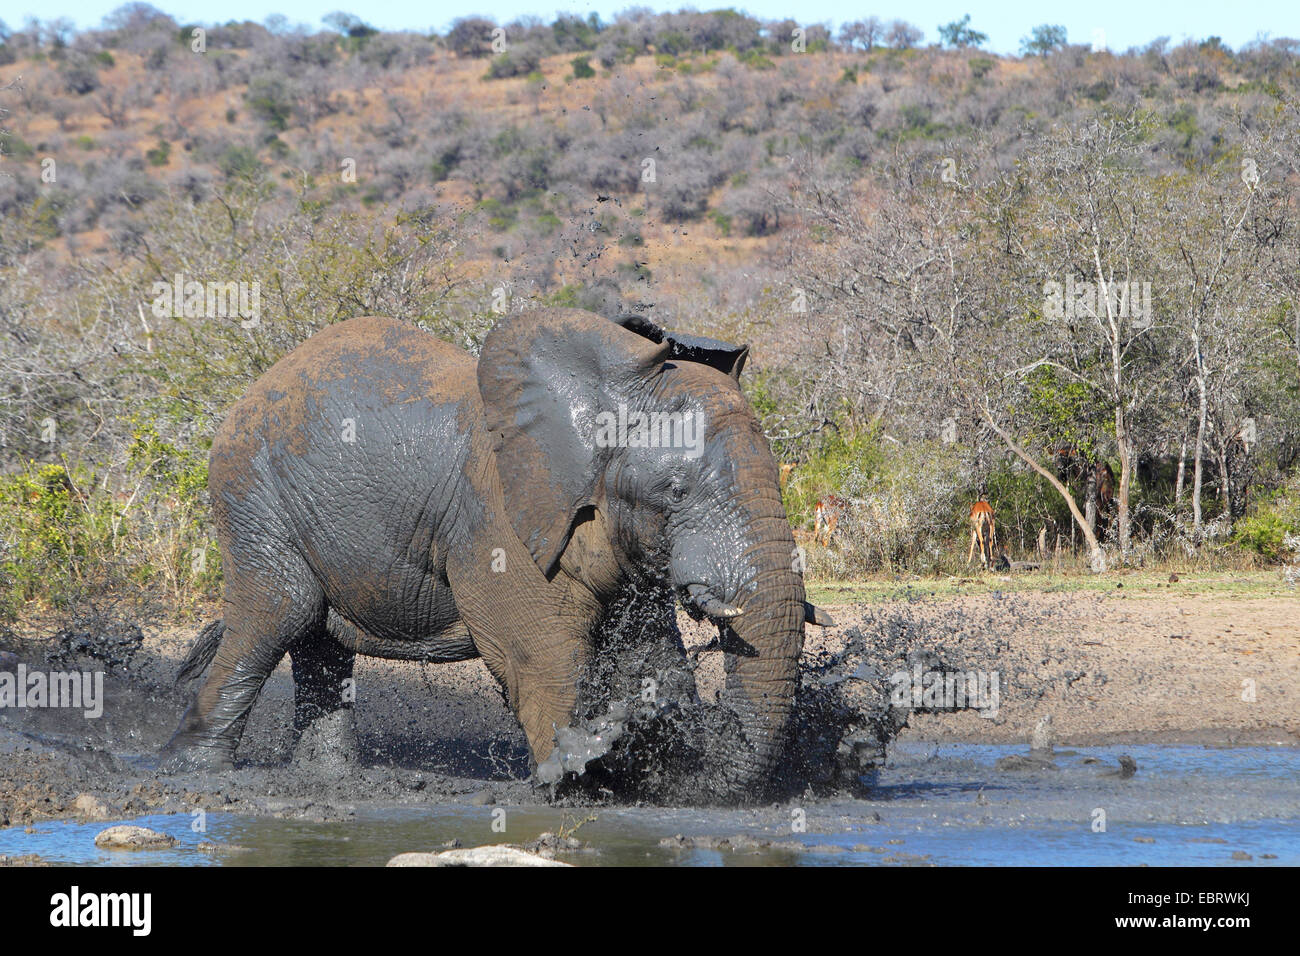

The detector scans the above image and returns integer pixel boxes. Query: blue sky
[7,1,1299,56]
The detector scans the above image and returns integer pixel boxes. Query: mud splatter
[541,599,1008,804]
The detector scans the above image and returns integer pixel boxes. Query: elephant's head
[477,308,807,797]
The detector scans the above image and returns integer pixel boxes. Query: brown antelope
[813,494,846,546]
[1054,447,1116,518]
[779,462,796,490]
[1095,460,1115,514]
[968,500,995,566]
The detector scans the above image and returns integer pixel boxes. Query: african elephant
[159,308,825,798]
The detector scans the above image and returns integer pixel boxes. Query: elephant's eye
[668,481,690,503]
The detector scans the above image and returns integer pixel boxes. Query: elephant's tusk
[803,602,836,627]
[685,583,744,620]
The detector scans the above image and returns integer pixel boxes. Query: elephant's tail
[175,620,225,687]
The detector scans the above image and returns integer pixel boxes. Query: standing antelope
[968,500,995,566]
[814,494,846,546]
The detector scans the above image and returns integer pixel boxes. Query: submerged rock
[659,833,807,854]
[196,841,252,854]
[995,753,1058,772]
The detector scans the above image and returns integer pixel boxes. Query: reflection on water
[3,744,1298,867]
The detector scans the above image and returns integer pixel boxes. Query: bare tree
[839,18,884,52]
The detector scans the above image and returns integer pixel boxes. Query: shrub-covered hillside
[2,5,1300,616]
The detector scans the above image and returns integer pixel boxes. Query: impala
[814,494,847,546]
[968,500,995,567]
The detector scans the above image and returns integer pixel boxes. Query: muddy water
[6,743,1297,866]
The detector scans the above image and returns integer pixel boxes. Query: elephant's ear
[615,313,750,381]
[478,309,670,576]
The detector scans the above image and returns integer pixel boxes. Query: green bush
[245,76,293,131]
[781,427,886,529]
[0,132,33,159]
[217,145,264,181]
[784,432,977,576]
[1234,512,1295,561]
[145,139,171,167]
[0,428,220,620]
[1234,473,1300,562]
[485,48,541,79]
[0,463,111,614]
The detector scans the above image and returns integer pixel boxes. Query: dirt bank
[1,585,1295,828]
[808,588,1299,748]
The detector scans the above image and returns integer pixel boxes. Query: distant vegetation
[2,5,1299,617]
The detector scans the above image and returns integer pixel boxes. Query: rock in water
[94,826,177,849]
[196,842,252,854]
[995,753,1058,772]
[1099,754,1138,779]
[387,846,569,867]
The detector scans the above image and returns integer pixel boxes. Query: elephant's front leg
[289,635,358,770]
[446,542,594,769]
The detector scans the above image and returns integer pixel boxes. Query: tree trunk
[1192,372,1208,535]
[1174,434,1187,505]
[1084,463,1098,535]
[1216,439,1230,514]
[1093,244,1126,561]
[1115,408,1132,559]
[981,406,1106,571]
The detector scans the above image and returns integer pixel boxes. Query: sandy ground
[815,589,1299,747]
[0,586,1295,830]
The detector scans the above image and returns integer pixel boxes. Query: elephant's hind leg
[160,547,326,772]
[289,635,359,770]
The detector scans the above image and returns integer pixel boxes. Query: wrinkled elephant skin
[159,309,812,802]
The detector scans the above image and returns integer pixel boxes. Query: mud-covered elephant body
[161,309,808,799]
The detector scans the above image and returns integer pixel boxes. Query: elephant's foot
[291,709,360,773]
[157,736,237,774]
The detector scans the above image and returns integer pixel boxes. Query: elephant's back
[256,315,472,409]
[214,316,473,456]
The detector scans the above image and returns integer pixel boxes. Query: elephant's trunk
[715,508,806,799]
